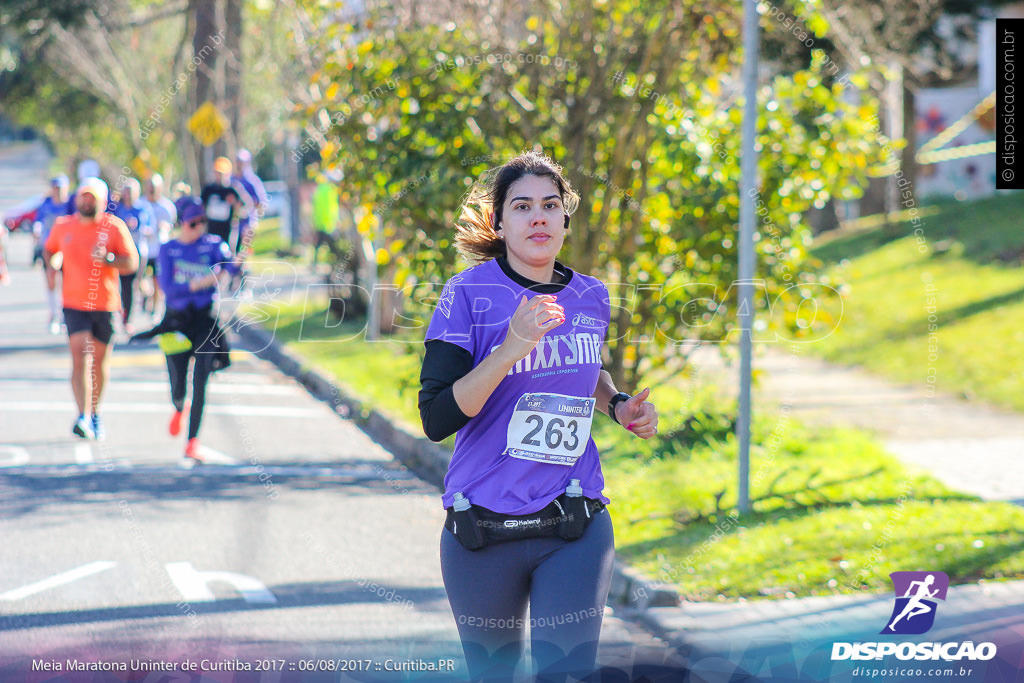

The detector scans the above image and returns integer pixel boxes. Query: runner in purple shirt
[133,197,239,465]
[232,148,268,250]
[425,256,614,514]
[419,151,658,682]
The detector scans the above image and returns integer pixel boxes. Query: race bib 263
[504,393,595,466]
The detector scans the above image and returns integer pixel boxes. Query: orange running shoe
[184,438,202,463]
[169,403,189,436]
[169,410,184,436]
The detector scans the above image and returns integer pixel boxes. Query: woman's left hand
[614,387,659,439]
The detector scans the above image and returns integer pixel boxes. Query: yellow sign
[130,155,148,180]
[188,101,229,147]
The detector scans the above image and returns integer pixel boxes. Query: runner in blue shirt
[232,148,268,253]
[33,175,73,332]
[419,151,658,682]
[132,197,239,464]
[110,178,151,331]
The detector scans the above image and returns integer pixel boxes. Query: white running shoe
[72,415,95,439]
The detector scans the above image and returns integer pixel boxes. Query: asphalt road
[0,228,467,678]
[0,145,683,682]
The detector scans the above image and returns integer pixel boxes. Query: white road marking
[73,443,93,464]
[0,402,324,418]
[194,444,238,465]
[0,462,416,479]
[0,561,117,601]
[0,445,30,467]
[165,562,277,604]
[0,381,301,395]
[205,373,276,382]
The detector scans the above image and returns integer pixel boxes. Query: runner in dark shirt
[200,156,242,245]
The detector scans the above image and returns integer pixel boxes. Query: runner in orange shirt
[44,177,139,440]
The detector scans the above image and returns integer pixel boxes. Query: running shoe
[169,408,185,436]
[184,438,203,463]
[72,415,94,439]
[91,413,105,441]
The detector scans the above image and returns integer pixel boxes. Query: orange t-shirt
[45,213,135,312]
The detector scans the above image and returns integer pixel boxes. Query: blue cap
[52,175,69,188]
[179,197,206,224]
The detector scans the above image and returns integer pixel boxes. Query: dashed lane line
[0,562,117,601]
[191,444,238,465]
[0,381,303,396]
[0,402,325,418]
[73,443,92,464]
[0,445,30,466]
[0,462,418,479]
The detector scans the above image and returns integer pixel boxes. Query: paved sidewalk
[691,343,1024,504]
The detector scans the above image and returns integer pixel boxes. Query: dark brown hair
[455,150,579,263]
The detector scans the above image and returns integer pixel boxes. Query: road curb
[232,321,450,486]
[230,318,681,611]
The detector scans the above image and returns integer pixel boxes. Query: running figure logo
[881,571,949,635]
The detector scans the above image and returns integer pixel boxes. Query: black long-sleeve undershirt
[419,340,475,442]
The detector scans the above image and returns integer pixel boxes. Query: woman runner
[132,197,237,463]
[419,151,658,682]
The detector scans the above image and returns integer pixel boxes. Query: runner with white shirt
[137,173,177,318]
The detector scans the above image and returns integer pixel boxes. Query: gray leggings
[440,508,615,683]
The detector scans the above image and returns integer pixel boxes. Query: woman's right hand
[500,294,565,362]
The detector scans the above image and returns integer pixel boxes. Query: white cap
[123,177,141,201]
[77,177,109,206]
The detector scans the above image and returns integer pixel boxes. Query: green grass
[248,216,291,257]
[809,193,1024,410]
[254,286,1024,600]
[269,300,425,429]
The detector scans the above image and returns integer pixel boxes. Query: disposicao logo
[881,571,948,635]
[831,570,997,662]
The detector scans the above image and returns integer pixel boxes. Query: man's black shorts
[63,308,115,345]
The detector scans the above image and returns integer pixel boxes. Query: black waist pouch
[445,495,605,551]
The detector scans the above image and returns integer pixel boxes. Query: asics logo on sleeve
[572,312,601,327]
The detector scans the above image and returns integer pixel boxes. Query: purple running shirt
[425,258,612,515]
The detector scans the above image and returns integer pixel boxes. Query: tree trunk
[860,175,887,219]
[884,61,904,238]
[191,0,218,186]
[224,0,243,153]
[902,81,917,205]
[806,199,839,235]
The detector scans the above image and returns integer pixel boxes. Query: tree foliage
[0,0,192,179]
[0,0,291,185]
[304,0,887,389]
